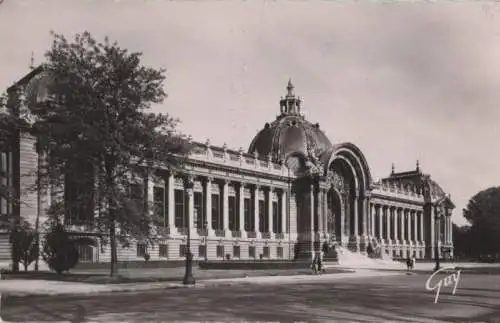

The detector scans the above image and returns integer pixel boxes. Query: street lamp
[183,177,195,285]
[434,206,443,272]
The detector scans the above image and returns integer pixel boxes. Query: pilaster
[167,172,177,235]
[268,187,273,238]
[205,177,214,236]
[238,183,246,239]
[254,185,260,239]
[223,180,229,238]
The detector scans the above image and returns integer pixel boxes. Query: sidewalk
[0,269,401,297]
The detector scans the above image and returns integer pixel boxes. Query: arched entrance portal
[326,188,342,242]
[325,157,357,246]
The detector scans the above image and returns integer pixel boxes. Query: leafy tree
[27,31,191,276]
[0,92,31,272]
[9,221,39,271]
[461,186,500,257]
[42,221,79,274]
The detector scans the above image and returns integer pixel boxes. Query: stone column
[400,208,405,244]
[362,196,368,237]
[431,207,436,254]
[407,209,411,245]
[353,195,359,238]
[393,207,399,244]
[413,210,418,244]
[167,172,177,234]
[254,185,260,238]
[370,203,375,238]
[317,189,324,237]
[268,187,273,236]
[378,205,383,240]
[223,180,229,236]
[419,211,424,243]
[310,184,315,259]
[386,206,391,244]
[205,177,213,235]
[281,190,287,235]
[239,183,246,239]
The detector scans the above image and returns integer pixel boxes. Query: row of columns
[158,173,288,239]
[368,204,424,245]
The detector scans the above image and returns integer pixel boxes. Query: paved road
[1,271,500,322]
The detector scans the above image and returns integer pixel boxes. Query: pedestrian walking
[406,257,412,273]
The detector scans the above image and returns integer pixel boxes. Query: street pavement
[1,270,499,322]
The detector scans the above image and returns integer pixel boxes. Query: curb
[0,269,404,298]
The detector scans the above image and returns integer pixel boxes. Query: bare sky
[1,0,500,225]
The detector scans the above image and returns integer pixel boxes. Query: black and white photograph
[0,0,499,322]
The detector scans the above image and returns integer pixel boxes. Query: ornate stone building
[1,69,455,265]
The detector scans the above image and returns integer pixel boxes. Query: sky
[1,0,500,226]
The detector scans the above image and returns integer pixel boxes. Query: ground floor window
[78,245,93,263]
[277,247,283,259]
[216,245,224,258]
[263,246,270,258]
[159,244,168,258]
[233,246,240,259]
[137,243,147,257]
[179,244,187,257]
[249,246,256,258]
[199,245,207,258]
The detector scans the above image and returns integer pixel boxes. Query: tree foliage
[9,220,39,271]
[456,186,500,258]
[42,222,79,274]
[24,31,191,276]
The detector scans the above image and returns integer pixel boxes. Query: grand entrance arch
[323,143,372,250]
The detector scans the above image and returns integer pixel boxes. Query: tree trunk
[109,215,118,277]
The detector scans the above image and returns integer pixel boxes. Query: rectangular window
[272,201,279,233]
[216,245,224,258]
[78,245,93,263]
[233,246,240,259]
[179,244,187,257]
[228,196,237,230]
[153,186,165,227]
[174,190,185,228]
[259,200,265,233]
[263,246,270,258]
[64,161,94,225]
[249,246,256,259]
[159,244,168,258]
[198,245,206,258]
[137,243,147,257]
[244,198,252,231]
[277,247,283,259]
[277,197,283,233]
[194,191,203,229]
[211,194,220,230]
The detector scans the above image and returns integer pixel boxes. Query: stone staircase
[333,246,403,270]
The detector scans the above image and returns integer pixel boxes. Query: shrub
[144,253,150,262]
[42,222,79,274]
[9,221,39,272]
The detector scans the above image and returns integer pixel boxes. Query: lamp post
[434,206,443,272]
[183,177,195,285]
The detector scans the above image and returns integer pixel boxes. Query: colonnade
[154,173,289,240]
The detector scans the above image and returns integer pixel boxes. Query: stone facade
[0,71,455,265]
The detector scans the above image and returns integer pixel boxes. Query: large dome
[248,80,332,163]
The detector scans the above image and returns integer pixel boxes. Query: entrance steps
[330,246,403,270]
